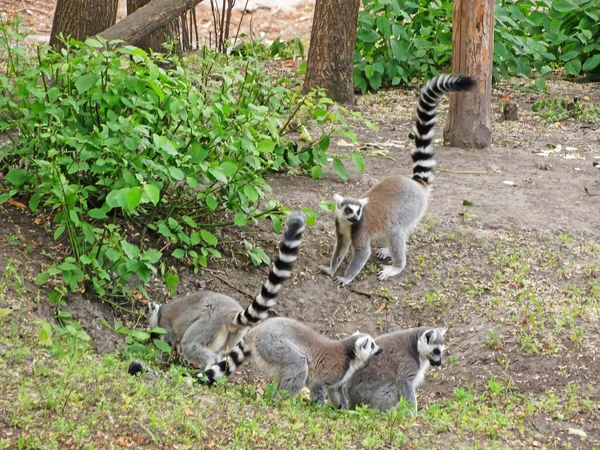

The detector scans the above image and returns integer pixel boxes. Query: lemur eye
[371,343,375,349]
[344,207,352,215]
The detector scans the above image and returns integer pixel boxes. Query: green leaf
[154,339,172,354]
[201,229,218,246]
[352,152,365,174]
[35,271,51,285]
[311,165,323,179]
[357,29,380,43]
[88,208,107,219]
[168,167,185,181]
[120,240,140,259]
[172,249,186,259]
[143,184,160,205]
[75,75,98,93]
[29,192,41,212]
[564,60,582,76]
[332,159,349,182]
[142,249,162,264]
[234,212,248,226]
[535,78,546,91]
[256,140,276,153]
[219,161,237,177]
[559,51,580,62]
[0,307,12,318]
[5,169,28,187]
[132,330,150,342]
[552,0,578,12]
[206,194,217,211]
[209,168,227,183]
[462,199,473,206]
[583,54,600,72]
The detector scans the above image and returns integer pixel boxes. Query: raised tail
[233,211,306,326]
[196,340,251,384]
[412,74,476,185]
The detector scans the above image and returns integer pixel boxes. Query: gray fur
[338,327,446,412]
[140,212,306,370]
[319,75,476,286]
[199,317,382,407]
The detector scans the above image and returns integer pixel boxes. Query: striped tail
[412,74,476,185]
[233,211,306,326]
[196,340,251,384]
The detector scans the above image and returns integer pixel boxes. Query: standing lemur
[197,317,382,406]
[318,74,476,285]
[130,212,306,372]
[329,327,446,412]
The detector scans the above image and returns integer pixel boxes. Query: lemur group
[129,74,476,413]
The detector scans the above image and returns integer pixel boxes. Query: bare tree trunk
[50,0,119,47]
[443,0,494,149]
[127,0,176,52]
[302,0,361,105]
[99,0,202,46]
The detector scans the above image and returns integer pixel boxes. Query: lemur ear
[359,197,369,207]
[424,329,434,344]
[333,193,344,206]
[439,328,447,337]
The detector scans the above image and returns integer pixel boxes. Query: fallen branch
[98,0,203,46]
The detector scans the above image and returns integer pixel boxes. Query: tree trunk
[50,0,119,47]
[98,0,203,46]
[443,0,494,149]
[302,0,361,105]
[127,0,176,52]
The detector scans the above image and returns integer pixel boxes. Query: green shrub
[354,0,453,92]
[355,0,600,91]
[0,21,362,301]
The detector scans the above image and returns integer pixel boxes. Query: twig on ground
[214,273,255,299]
[436,168,488,175]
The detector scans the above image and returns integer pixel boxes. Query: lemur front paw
[335,276,352,286]
[318,265,333,276]
[377,248,391,260]
[378,265,403,281]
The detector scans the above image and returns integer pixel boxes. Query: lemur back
[197,317,382,407]
[318,74,476,285]
[141,212,306,370]
[338,327,446,412]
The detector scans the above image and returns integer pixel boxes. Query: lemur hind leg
[378,231,406,281]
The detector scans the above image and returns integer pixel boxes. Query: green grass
[1,277,598,449]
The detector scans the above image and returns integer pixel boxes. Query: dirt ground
[1,0,600,447]
[0,0,315,45]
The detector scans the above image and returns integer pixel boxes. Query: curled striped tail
[412,74,476,185]
[196,340,251,384]
[233,211,306,326]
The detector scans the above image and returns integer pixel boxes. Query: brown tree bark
[302,0,361,105]
[127,0,176,52]
[50,0,119,47]
[99,0,202,46]
[443,0,494,149]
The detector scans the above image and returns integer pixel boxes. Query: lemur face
[355,335,383,362]
[418,328,446,367]
[333,194,369,224]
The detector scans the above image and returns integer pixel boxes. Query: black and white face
[418,328,446,366]
[355,335,383,362]
[334,194,369,224]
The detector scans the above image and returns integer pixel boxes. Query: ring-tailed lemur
[330,327,446,412]
[196,317,382,406]
[131,212,306,371]
[318,74,476,285]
